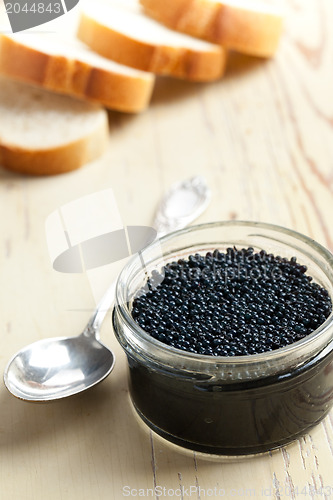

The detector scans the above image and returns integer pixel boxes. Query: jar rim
[114,221,333,377]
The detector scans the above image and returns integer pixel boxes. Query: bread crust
[77,11,227,82]
[0,118,109,176]
[140,0,284,58]
[0,35,155,112]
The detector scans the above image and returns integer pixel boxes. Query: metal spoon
[4,176,211,402]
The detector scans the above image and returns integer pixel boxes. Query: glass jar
[112,221,333,456]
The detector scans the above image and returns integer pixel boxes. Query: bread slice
[77,0,227,82]
[0,76,108,176]
[140,0,284,58]
[0,34,155,113]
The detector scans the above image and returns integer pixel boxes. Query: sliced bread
[0,76,108,176]
[140,0,284,58]
[0,34,155,113]
[77,0,227,82]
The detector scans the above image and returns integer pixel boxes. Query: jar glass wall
[113,221,333,456]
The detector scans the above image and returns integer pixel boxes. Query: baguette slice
[140,0,284,58]
[0,77,108,176]
[77,0,227,82]
[0,34,155,113]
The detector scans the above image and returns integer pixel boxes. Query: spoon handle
[85,176,211,337]
[84,281,117,339]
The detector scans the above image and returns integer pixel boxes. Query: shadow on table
[150,76,204,107]
[224,51,266,80]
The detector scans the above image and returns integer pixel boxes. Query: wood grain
[1,0,333,498]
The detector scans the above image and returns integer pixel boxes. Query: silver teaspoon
[4,176,211,402]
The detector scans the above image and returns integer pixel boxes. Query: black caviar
[132,248,332,356]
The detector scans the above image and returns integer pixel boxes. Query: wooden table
[1,0,333,498]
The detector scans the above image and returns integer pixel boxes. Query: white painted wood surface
[1,0,333,498]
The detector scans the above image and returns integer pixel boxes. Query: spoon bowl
[4,332,115,402]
